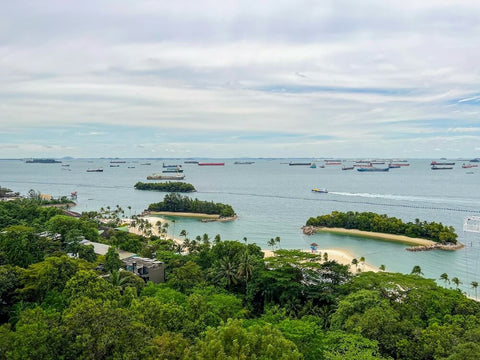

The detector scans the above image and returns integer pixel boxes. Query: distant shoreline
[305,226,463,250]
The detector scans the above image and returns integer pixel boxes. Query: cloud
[1,0,480,158]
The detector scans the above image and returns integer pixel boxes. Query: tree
[0,226,46,267]
[452,277,461,289]
[471,281,479,299]
[105,246,122,273]
[379,264,386,271]
[440,273,450,286]
[167,261,205,293]
[411,265,423,276]
[19,256,81,302]
[184,319,302,360]
[267,238,276,250]
[351,258,359,270]
[65,229,83,257]
[63,270,120,302]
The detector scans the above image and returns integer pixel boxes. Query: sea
[1,158,479,294]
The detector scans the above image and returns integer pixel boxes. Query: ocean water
[1,158,480,294]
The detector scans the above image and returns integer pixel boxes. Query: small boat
[325,162,342,165]
[431,165,453,170]
[86,168,103,172]
[312,188,328,193]
[198,162,225,166]
[357,167,389,172]
[388,164,401,169]
[163,162,182,168]
[128,166,135,169]
[431,161,455,166]
[147,173,185,180]
[342,166,354,170]
[462,163,478,168]
[234,161,255,165]
[110,160,126,164]
[61,164,70,167]
[110,165,120,167]
[141,163,151,165]
[289,162,311,166]
[310,163,317,168]
[184,160,199,164]
[162,167,184,173]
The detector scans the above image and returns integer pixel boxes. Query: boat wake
[328,191,473,205]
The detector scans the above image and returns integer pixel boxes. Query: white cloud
[2,0,480,157]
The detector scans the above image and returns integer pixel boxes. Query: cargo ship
[357,167,389,172]
[288,162,311,166]
[86,168,103,172]
[198,162,225,166]
[431,161,455,166]
[431,165,453,170]
[234,161,255,165]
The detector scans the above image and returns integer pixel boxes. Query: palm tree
[275,236,281,249]
[351,258,359,270]
[267,238,276,250]
[202,233,210,246]
[359,256,366,270]
[440,273,450,286]
[237,249,254,287]
[471,281,479,299]
[214,234,221,245]
[379,264,386,271]
[452,277,461,289]
[323,252,328,262]
[179,229,188,239]
[411,265,423,276]
[216,256,239,289]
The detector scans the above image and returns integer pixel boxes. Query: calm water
[1,158,479,293]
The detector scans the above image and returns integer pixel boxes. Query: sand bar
[313,227,437,246]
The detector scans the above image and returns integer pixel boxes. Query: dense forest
[148,193,235,217]
[134,181,196,192]
[306,211,458,244]
[1,199,479,359]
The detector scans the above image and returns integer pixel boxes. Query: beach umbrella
[310,242,318,247]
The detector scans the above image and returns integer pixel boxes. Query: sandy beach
[313,227,437,246]
[261,248,378,273]
[125,216,378,273]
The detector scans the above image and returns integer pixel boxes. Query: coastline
[261,248,379,273]
[307,226,440,246]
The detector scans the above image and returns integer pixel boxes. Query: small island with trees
[304,211,461,250]
[134,181,196,192]
[147,193,236,220]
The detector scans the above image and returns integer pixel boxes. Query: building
[80,240,165,283]
[122,257,165,284]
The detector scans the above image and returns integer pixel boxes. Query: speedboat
[312,188,328,193]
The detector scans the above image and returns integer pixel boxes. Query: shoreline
[304,226,463,249]
[261,248,379,273]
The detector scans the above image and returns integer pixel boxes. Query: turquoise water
[1,158,479,294]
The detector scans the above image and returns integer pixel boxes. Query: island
[134,181,196,192]
[304,211,462,250]
[147,192,236,220]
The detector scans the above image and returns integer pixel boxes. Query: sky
[1,0,480,159]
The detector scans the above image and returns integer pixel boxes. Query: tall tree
[105,247,122,273]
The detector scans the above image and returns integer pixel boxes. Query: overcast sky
[1,0,480,158]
